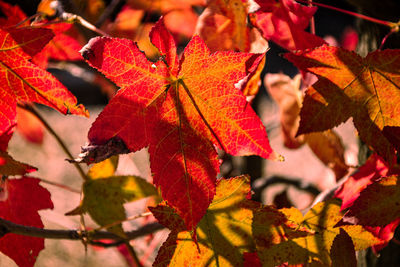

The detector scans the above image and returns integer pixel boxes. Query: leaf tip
[80,37,102,60]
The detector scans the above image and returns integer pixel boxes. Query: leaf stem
[379,26,399,50]
[95,0,122,27]
[38,178,80,193]
[307,0,316,35]
[66,13,110,37]
[17,103,88,181]
[95,212,153,231]
[124,240,144,267]
[296,0,397,28]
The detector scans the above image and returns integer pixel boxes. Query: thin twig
[60,12,110,37]
[379,26,399,50]
[0,217,164,244]
[252,175,321,202]
[17,103,88,181]
[124,240,144,267]
[95,212,153,231]
[95,0,123,27]
[39,178,80,193]
[307,0,316,35]
[14,13,44,27]
[296,0,397,28]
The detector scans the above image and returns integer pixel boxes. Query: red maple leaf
[32,22,83,69]
[0,1,26,27]
[334,153,391,210]
[80,18,278,231]
[0,26,88,150]
[0,1,83,69]
[334,153,400,252]
[0,177,54,267]
[249,0,325,51]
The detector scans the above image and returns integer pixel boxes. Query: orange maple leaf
[79,18,279,231]
[286,45,400,162]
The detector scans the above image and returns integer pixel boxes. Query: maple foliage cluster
[0,0,400,266]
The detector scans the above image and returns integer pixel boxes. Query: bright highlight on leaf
[80,17,278,232]
[150,176,265,266]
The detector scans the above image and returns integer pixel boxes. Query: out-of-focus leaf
[265,73,348,179]
[196,0,251,52]
[0,151,37,176]
[249,0,325,51]
[68,157,157,236]
[127,0,205,37]
[0,0,27,27]
[0,177,53,267]
[72,0,105,23]
[264,73,304,148]
[305,130,348,180]
[164,8,198,38]
[16,106,44,144]
[105,5,158,58]
[37,0,57,16]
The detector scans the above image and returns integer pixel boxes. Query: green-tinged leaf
[82,175,157,235]
[151,175,301,266]
[68,158,156,236]
[257,200,383,266]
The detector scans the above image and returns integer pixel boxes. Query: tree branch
[252,175,321,201]
[0,217,164,246]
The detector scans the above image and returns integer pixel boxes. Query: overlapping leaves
[0,9,88,150]
[255,200,383,266]
[151,175,300,266]
[286,45,400,162]
[67,156,157,236]
[79,18,278,232]
[249,0,325,51]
